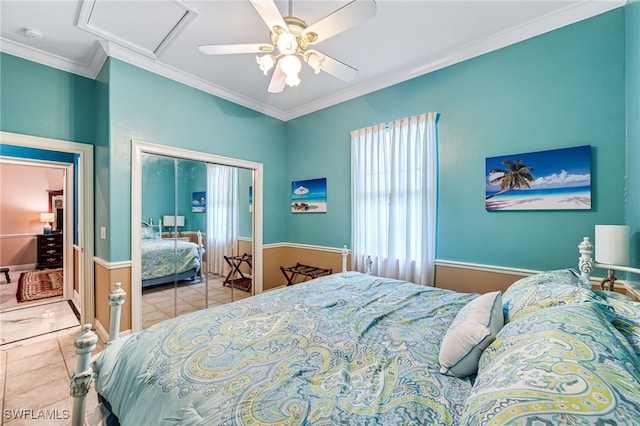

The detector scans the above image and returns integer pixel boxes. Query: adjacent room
[0,0,638,424]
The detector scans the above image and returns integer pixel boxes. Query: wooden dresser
[37,233,63,270]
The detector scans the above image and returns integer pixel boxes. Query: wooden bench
[0,267,9,283]
[280,263,332,286]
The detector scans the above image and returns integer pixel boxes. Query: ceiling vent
[76,0,198,59]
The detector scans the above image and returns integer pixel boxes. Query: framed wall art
[291,178,327,213]
[192,191,206,212]
[485,145,591,211]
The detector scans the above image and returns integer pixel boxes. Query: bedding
[141,229,201,287]
[461,303,640,425]
[93,272,478,425]
[87,268,640,426]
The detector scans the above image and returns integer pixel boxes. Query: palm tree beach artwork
[291,178,327,213]
[485,145,591,211]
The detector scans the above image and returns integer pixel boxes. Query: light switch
[100,227,107,239]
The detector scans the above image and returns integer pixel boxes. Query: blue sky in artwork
[486,145,591,191]
[291,178,327,201]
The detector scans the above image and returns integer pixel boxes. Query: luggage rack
[280,263,332,286]
[223,253,252,292]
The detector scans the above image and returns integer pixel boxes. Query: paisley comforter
[94,272,476,425]
[92,270,640,425]
[141,238,201,284]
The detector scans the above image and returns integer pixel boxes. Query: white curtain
[206,164,239,276]
[351,112,438,286]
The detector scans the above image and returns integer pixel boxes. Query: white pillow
[439,291,504,377]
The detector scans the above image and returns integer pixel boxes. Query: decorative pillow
[461,303,640,425]
[502,269,599,323]
[439,291,503,377]
[141,226,157,239]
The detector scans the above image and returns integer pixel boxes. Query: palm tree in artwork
[486,159,535,199]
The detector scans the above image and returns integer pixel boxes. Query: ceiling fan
[198,0,377,93]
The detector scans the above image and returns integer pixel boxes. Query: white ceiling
[0,0,625,121]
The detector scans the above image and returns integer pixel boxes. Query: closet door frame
[131,139,263,332]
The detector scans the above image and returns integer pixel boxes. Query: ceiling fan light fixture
[304,51,324,74]
[280,54,302,87]
[256,54,276,74]
[276,32,297,55]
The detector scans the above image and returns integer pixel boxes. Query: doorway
[0,131,95,336]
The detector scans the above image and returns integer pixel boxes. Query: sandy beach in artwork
[292,201,327,213]
[486,192,591,211]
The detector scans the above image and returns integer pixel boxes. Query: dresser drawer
[37,233,63,269]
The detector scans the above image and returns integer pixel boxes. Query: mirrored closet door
[135,144,261,330]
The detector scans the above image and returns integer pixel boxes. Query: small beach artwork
[291,178,327,213]
[192,191,206,213]
[485,145,591,211]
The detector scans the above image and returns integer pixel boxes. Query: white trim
[2,1,622,121]
[101,42,288,121]
[93,257,132,270]
[0,131,94,327]
[264,242,349,254]
[0,233,40,239]
[131,140,264,332]
[0,37,107,80]
[435,259,537,277]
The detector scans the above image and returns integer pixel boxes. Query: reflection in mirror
[140,153,254,329]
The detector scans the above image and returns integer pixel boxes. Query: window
[351,112,438,285]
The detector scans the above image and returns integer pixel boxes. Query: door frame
[0,131,95,324]
[131,139,263,332]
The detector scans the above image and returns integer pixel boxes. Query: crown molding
[282,0,626,121]
[1,0,625,122]
[0,37,107,80]
[99,41,288,121]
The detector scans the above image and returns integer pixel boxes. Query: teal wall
[1,5,636,274]
[626,0,640,277]
[107,59,286,261]
[286,8,627,271]
[0,53,97,143]
[141,157,251,237]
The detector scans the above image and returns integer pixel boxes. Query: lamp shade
[595,225,630,265]
[40,212,55,223]
[163,215,185,227]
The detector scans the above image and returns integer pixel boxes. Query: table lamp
[40,212,55,234]
[163,215,185,236]
[595,224,630,291]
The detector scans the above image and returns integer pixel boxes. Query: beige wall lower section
[94,262,132,333]
[434,265,525,294]
[263,245,349,290]
[0,236,36,267]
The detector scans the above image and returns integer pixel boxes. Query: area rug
[16,269,63,302]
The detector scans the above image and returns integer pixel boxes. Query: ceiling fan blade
[320,54,358,82]
[268,62,286,93]
[250,0,288,34]
[199,44,273,55]
[302,0,376,45]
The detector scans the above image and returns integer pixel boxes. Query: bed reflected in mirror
[140,152,254,329]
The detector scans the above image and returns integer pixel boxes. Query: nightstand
[37,233,63,270]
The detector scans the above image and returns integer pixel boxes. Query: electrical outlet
[100,227,107,239]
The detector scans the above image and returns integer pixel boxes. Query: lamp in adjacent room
[163,215,185,237]
[594,224,630,291]
[40,212,55,234]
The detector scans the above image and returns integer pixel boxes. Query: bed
[140,225,203,288]
[69,238,640,425]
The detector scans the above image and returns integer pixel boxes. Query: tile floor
[0,272,254,425]
[0,326,104,426]
[142,274,252,328]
